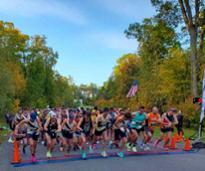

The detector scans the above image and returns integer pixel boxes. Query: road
[1,139,205,171]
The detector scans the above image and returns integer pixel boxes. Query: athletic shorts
[160,127,174,133]
[114,129,126,141]
[131,126,145,134]
[15,134,27,141]
[47,130,57,139]
[62,130,73,139]
[146,127,154,134]
[94,128,106,136]
[83,130,91,137]
[27,132,39,141]
[74,131,84,137]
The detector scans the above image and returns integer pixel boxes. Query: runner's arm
[44,117,50,131]
[56,118,62,132]
[76,117,83,131]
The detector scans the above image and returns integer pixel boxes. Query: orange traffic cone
[11,140,21,164]
[178,132,183,142]
[174,133,179,142]
[169,136,177,150]
[184,138,192,151]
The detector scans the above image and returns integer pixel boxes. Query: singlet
[48,119,58,132]
[131,112,146,129]
[161,113,174,128]
[81,117,92,133]
[14,113,23,124]
[63,120,75,132]
[27,120,38,134]
[147,112,160,128]
[96,115,109,131]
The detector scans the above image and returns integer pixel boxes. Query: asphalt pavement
[1,139,205,171]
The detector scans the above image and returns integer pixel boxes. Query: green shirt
[131,112,146,129]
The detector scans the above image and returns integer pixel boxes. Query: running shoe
[108,142,113,149]
[31,154,37,162]
[82,151,87,160]
[46,151,52,158]
[163,145,169,151]
[144,145,150,151]
[8,137,13,143]
[132,146,137,152]
[153,140,159,148]
[89,145,94,153]
[140,143,145,149]
[126,143,132,151]
[117,152,124,158]
[60,146,64,152]
[92,143,97,150]
[101,151,108,158]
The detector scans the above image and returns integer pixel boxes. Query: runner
[15,112,42,162]
[39,109,50,146]
[59,108,69,151]
[113,110,131,158]
[93,107,110,157]
[145,107,161,147]
[14,109,31,154]
[61,112,76,153]
[154,108,178,149]
[108,107,117,147]
[44,111,61,158]
[80,111,93,153]
[128,106,147,152]
[74,112,87,159]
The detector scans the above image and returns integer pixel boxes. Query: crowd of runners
[5,106,184,162]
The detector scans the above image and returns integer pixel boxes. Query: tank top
[48,119,58,132]
[27,120,38,134]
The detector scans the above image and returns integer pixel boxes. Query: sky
[0,0,155,86]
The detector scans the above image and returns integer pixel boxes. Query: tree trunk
[189,28,198,97]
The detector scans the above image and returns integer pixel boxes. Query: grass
[153,127,205,142]
[0,119,10,143]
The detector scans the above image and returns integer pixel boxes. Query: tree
[151,0,205,96]
[125,19,179,108]
[0,21,28,113]
[21,35,58,108]
[96,54,141,108]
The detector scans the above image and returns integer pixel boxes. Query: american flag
[126,80,138,98]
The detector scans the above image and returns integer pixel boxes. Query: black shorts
[131,127,145,134]
[47,131,57,139]
[27,132,39,141]
[146,127,154,134]
[83,130,91,137]
[95,128,106,136]
[160,127,174,133]
[15,134,27,141]
[114,129,126,141]
[62,130,73,139]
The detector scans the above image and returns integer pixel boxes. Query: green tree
[151,0,205,97]
[21,35,58,108]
